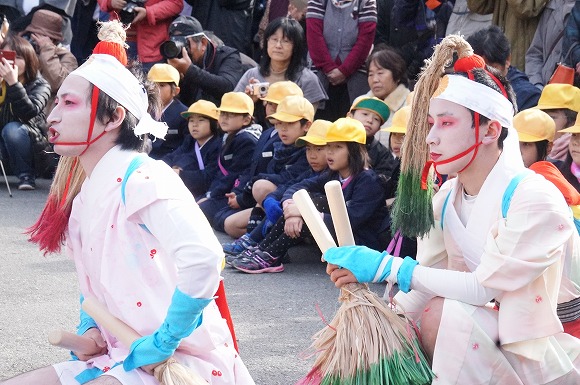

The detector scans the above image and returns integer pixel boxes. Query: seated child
[559,114,580,192]
[514,109,555,168]
[162,100,222,199]
[198,92,259,228]
[147,64,188,159]
[230,117,388,273]
[219,95,314,237]
[223,119,331,258]
[535,84,580,163]
[218,81,305,235]
[347,96,398,179]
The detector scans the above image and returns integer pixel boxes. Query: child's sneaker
[231,249,284,274]
[225,246,257,266]
[222,233,257,255]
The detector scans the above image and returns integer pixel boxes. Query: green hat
[350,96,391,123]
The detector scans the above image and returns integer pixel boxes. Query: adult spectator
[6,1,78,46]
[167,16,244,106]
[186,0,253,56]
[70,0,100,64]
[467,25,541,112]
[0,34,51,190]
[525,0,576,89]
[445,0,491,37]
[467,0,548,72]
[306,0,376,121]
[20,9,77,110]
[561,0,580,70]
[98,0,182,70]
[365,46,410,148]
[234,17,327,124]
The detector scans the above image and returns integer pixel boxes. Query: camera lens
[160,40,183,59]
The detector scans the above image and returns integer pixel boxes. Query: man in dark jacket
[467,25,541,111]
[167,16,244,106]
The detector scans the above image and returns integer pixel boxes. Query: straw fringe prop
[392,35,474,238]
[27,156,85,254]
[294,183,433,385]
[82,297,207,385]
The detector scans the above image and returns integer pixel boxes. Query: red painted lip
[430,152,441,161]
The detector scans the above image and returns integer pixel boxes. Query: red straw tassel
[295,368,323,385]
[26,194,70,255]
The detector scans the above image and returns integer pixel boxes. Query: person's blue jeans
[0,122,33,178]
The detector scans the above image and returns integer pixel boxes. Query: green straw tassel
[391,169,434,239]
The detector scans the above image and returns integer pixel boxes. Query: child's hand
[283,200,301,218]
[284,216,303,238]
[225,192,240,209]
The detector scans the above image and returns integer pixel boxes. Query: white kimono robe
[53,146,254,385]
[395,149,580,384]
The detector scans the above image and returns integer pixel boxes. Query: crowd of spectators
[0,0,580,256]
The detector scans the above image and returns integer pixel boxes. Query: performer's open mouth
[48,127,59,144]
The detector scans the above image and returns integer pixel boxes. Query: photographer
[20,10,77,105]
[98,0,182,70]
[165,16,244,106]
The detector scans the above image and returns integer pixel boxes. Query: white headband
[71,54,168,139]
[433,75,514,129]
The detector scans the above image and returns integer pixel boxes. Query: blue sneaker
[222,233,257,255]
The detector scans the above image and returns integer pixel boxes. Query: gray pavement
[0,176,386,384]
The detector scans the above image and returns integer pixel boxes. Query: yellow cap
[325,117,366,144]
[349,96,390,123]
[513,109,555,142]
[261,81,304,103]
[268,95,314,122]
[295,119,331,146]
[535,84,580,112]
[181,99,219,120]
[218,92,254,115]
[381,106,411,133]
[558,113,580,133]
[147,63,180,86]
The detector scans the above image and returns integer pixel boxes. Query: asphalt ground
[0,176,386,384]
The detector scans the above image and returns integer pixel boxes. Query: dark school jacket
[283,169,388,250]
[162,134,221,198]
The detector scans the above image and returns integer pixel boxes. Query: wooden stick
[81,298,140,348]
[48,330,99,355]
[292,189,336,256]
[324,180,355,247]
[82,297,207,385]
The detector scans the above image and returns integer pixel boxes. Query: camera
[22,33,39,52]
[251,82,270,97]
[119,0,146,24]
[160,36,189,59]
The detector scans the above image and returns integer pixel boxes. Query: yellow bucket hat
[268,95,314,122]
[558,113,580,133]
[261,81,304,104]
[513,109,555,142]
[147,63,180,86]
[381,105,411,134]
[326,117,366,144]
[218,92,254,115]
[535,84,580,112]
[181,99,219,120]
[295,119,331,147]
